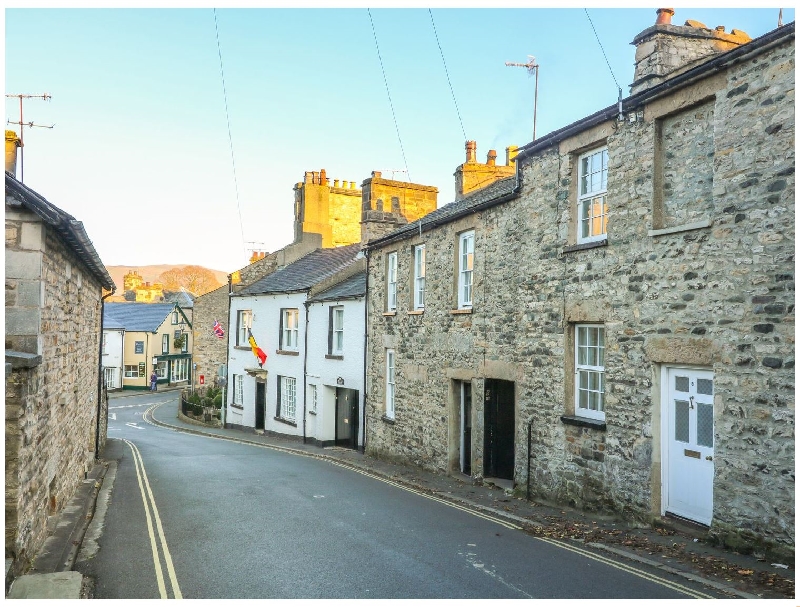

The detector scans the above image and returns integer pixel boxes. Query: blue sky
[5,6,792,274]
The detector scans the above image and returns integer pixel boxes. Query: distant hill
[106,265,229,292]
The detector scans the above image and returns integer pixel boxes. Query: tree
[158,266,221,296]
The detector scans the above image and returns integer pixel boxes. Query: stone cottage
[5,170,116,578]
[363,12,794,558]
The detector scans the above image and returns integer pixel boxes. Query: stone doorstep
[7,571,83,599]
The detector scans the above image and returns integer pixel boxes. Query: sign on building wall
[138,362,146,377]
[135,341,144,354]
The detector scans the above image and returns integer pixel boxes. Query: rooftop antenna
[505,56,539,141]
[5,93,54,183]
[778,8,783,27]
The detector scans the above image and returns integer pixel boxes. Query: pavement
[7,388,795,600]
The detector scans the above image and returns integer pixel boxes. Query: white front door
[104,367,117,390]
[664,367,715,525]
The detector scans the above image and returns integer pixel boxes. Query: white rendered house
[226,245,364,448]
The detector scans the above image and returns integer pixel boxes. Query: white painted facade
[305,295,365,448]
[101,328,124,390]
[227,292,307,437]
[227,289,365,448]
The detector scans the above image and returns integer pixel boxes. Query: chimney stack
[465,140,477,163]
[506,145,519,166]
[486,150,497,166]
[5,130,21,177]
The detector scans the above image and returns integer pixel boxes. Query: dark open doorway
[255,381,266,431]
[484,379,515,480]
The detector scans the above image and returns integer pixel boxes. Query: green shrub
[189,392,201,406]
[213,393,222,409]
[192,404,202,416]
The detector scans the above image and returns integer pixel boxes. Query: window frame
[233,374,243,405]
[330,306,344,355]
[236,310,252,347]
[577,147,609,244]
[280,308,300,350]
[574,324,606,421]
[386,251,398,312]
[155,361,168,379]
[308,383,318,413]
[162,334,170,354]
[457,231,474,309]
[172,311,179,325]
[413,244,426,310]
[385,349,395,419]
[277,375,297,421]
[124,365,139,378]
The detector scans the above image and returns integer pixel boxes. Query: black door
[255,381,266,430]
[460,381,472,475]
[335,388,359,449]
[484,379,515,480]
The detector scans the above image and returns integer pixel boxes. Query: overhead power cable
[214,8,246,260]
[584,9,621,93]
[367,8,411,182]
[429,9,467,142]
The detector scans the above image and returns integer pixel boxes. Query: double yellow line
[123,439,183,599]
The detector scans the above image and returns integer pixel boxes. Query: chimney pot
[486,150,497,166]
[372,171,382,179]
[655,8,674,25]
[334,179,340,188]
[465,140,477,163]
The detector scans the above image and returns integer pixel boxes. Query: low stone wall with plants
[180,386,223,427]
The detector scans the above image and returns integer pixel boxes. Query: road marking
[141,403,713,598]
[534,536,714,599]
[109,413,116,420]
[125,423,144,430]
[110,402,158,410]
[123,439,183,599]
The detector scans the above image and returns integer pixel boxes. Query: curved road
[74,391,722,599]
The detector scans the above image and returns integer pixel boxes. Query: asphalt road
[74,391,721,599]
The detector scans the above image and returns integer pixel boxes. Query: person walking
[150,370,158,392]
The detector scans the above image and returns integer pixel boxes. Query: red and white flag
[213,320,225,339]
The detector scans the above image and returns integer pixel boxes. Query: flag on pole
[212,320,225,339]
[248,329,267,367]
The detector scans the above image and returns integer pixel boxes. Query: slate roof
[162,289,195,308]
[103,302,177,332]
[364,176,517,249]
[6,171,115,290]
[235,244,361,296]
[307,272,366,303]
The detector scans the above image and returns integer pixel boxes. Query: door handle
[705,455,713,461]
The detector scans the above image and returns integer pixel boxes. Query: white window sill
[648,219,712,237]
[276,349,300,356]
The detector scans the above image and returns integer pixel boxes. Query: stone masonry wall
[365,38,794,554]
[5,216,103,572]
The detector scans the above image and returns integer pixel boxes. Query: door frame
[459,380,472,475]
[660,364,714,524]
[334,387,359,449]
